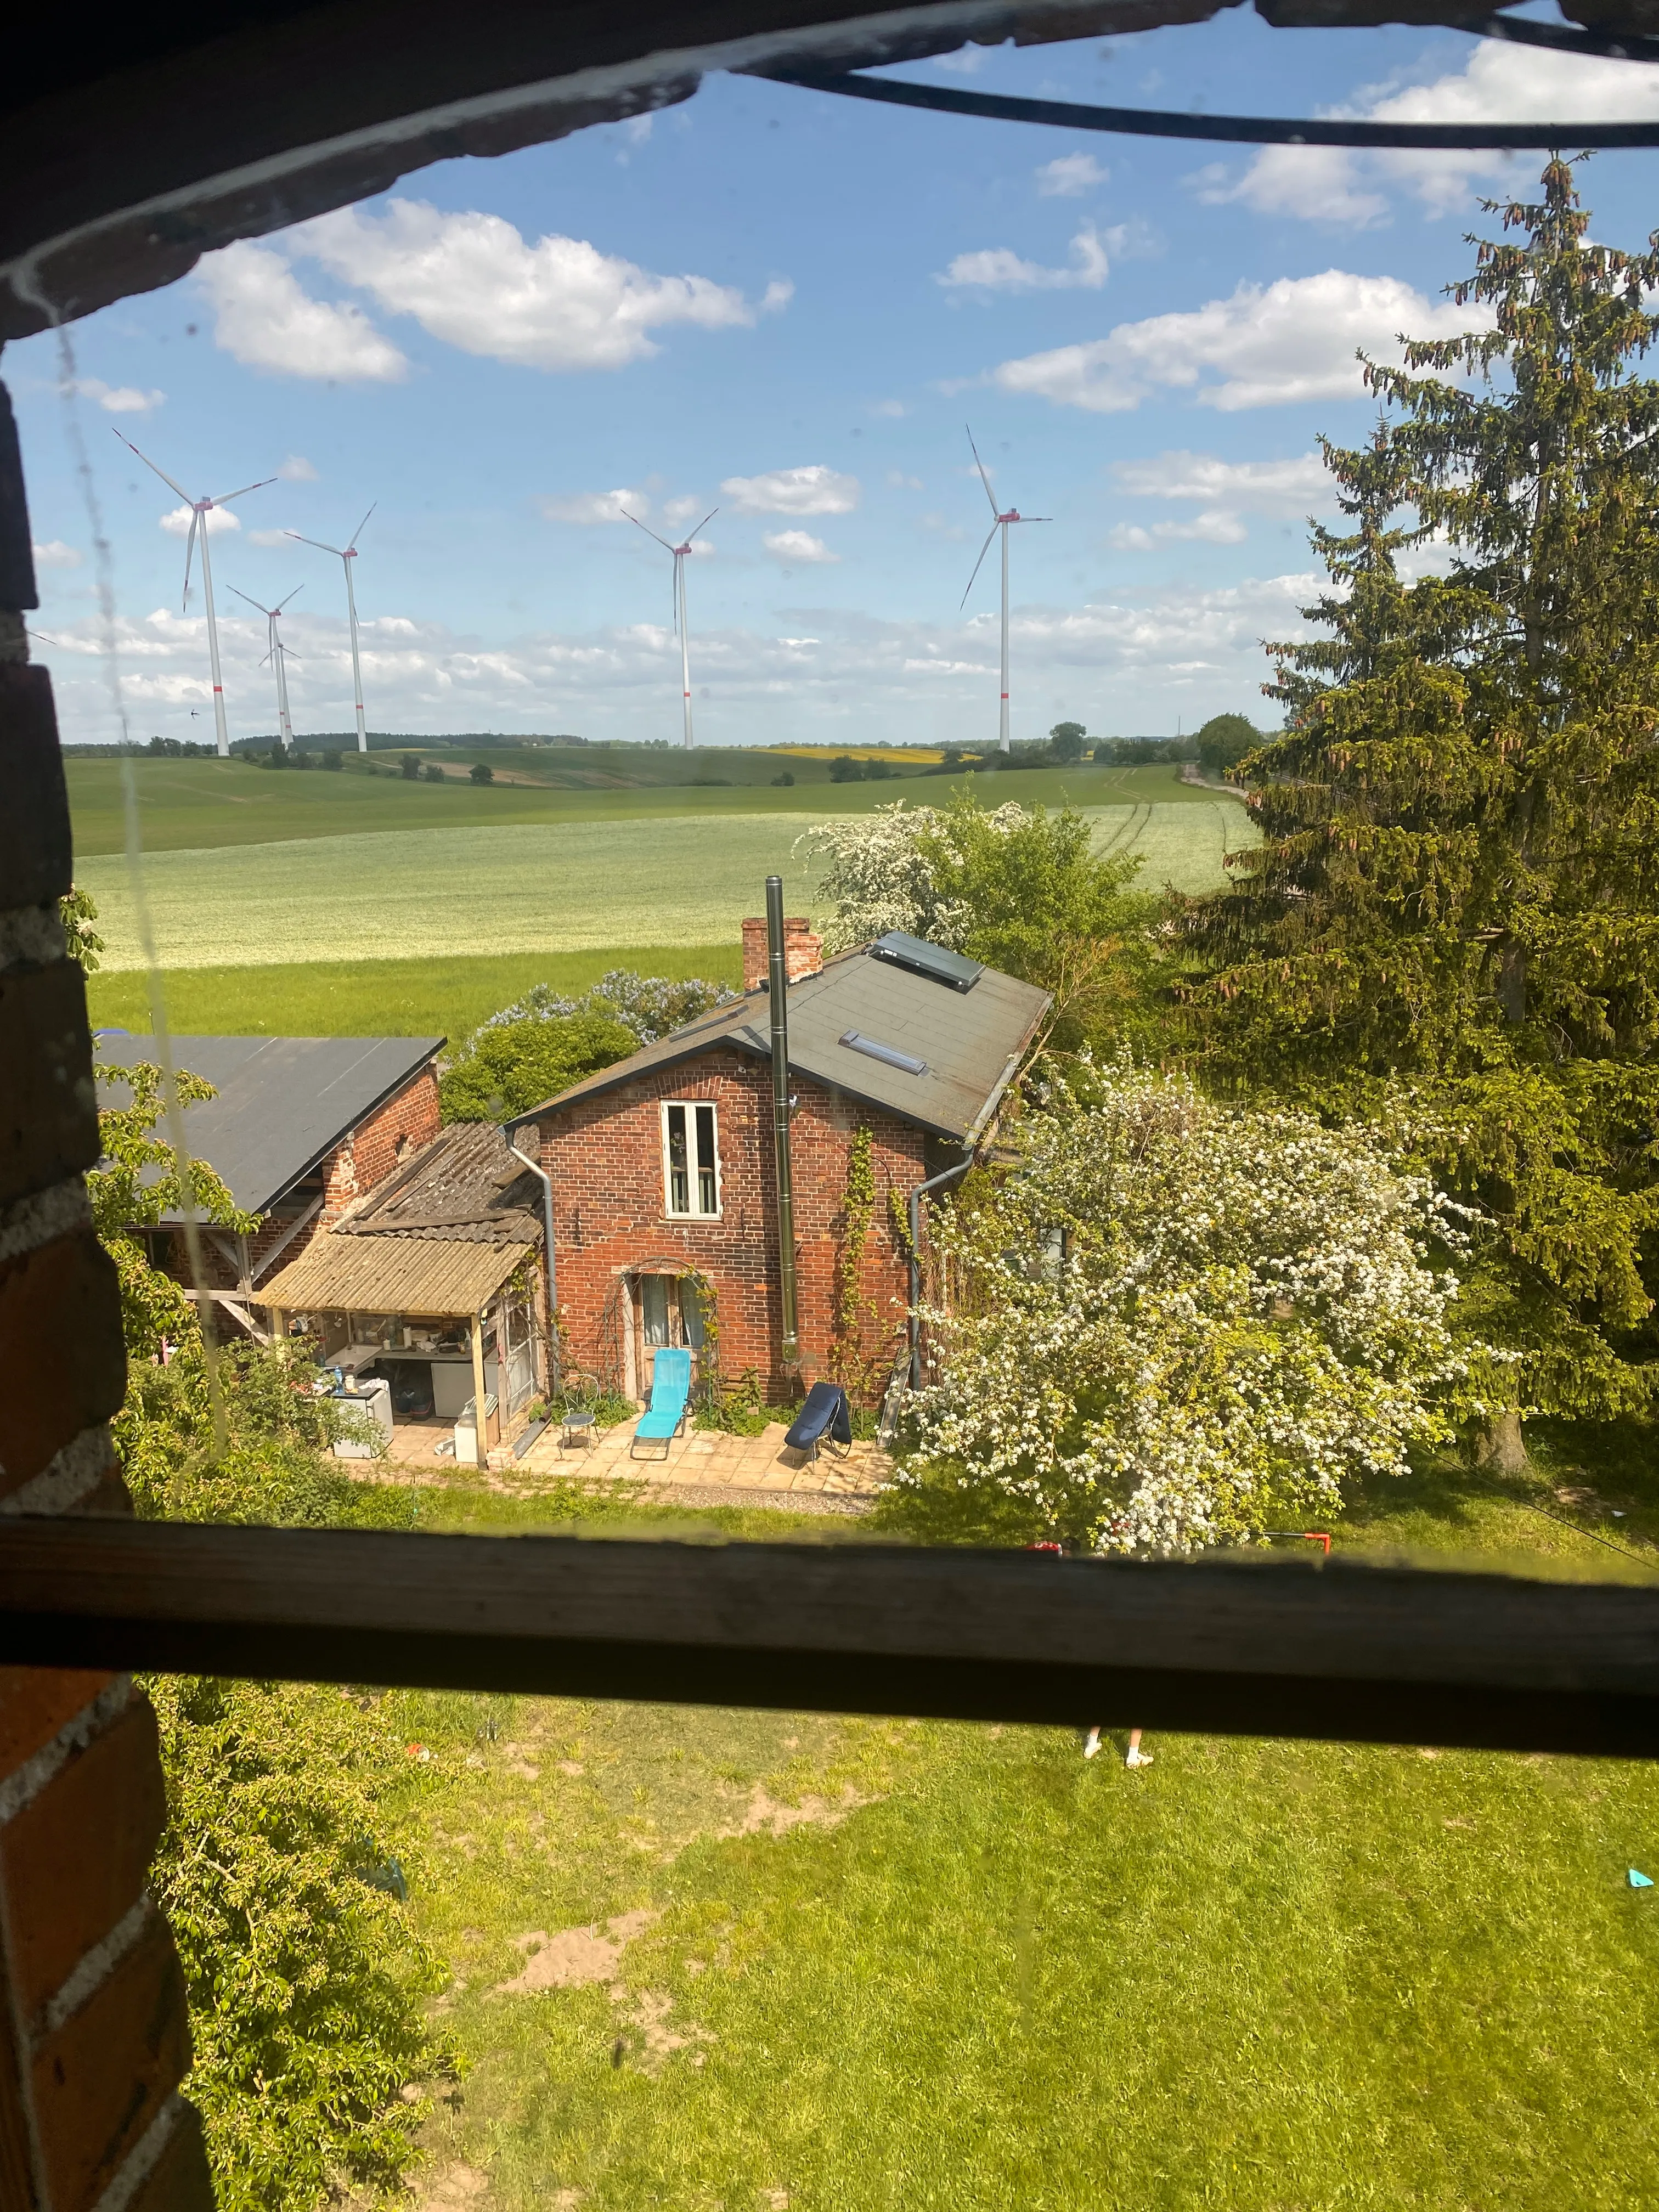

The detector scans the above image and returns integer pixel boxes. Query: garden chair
[785,1381,853,1465]
[630,1347,692,1459]
[559,1370,602,1454]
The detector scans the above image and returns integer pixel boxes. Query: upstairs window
[663,1101,720,1218]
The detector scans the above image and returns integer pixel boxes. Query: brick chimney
[743,915,821,991]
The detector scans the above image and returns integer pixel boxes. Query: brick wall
[319,1065,440,1227]
[0,375,215,2206]
[534,1045,923,1403]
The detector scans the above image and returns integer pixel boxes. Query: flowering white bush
[900,1063,1480,1553]
[795,799,1029,953]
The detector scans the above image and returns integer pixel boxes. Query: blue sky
[13,10,1659,749]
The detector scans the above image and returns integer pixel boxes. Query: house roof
[257,1230,535,1320]
[334,1122,541,1245]
[510,941,1051,1146]
[93,1035,443,1216]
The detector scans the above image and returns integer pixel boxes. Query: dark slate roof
[93,1035,443,1216]
[510,944,1050,1146]
[334,1121,541,1245]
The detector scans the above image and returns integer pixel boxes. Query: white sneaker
[1125,1747,1152,1768]
[1081,1729,1102,1760]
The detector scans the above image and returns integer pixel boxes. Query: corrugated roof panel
[259,1231,535,1317]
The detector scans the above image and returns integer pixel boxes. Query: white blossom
[898,1062,1486,1554]
[795,799,1030,953]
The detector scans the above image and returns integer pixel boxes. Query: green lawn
[86,945,744,1042]
[338,1449,1659,2210]
[75,800,1246,975]
[66,755,1227,860]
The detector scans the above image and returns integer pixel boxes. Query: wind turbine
[113,431,274,757]
[287,507,375,753]
[230,586,302,751]
[623,507,718,749]
[961,427,1049,755]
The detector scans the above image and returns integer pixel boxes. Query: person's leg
[1125,1728,1153,1768]
[1082,1726,1102,1759]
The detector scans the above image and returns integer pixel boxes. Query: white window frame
[661,1099,723,1220]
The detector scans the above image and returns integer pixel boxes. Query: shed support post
[470,1311,489,1470]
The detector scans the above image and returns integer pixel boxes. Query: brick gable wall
[319,1064,441,1227]
[535,1046,926,1404]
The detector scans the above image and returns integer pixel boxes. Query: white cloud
[938,225,1112,294]
[40,568,1313,748]
[992,269,1482,413]
[870,399,907,418]
[1109,510,1249,549]
[887,470,924,489]
[246,529,292,547]
[540,488,650,525]
[196,240,408,381]
[1197,44,1659,229]
[31,540,81,569]
[73,379,165,415]
[289,199,789,371]
[720,464,860,516]
[1113,450,1333,511]
[1036,152,1108,198]
[659,496,708,529]
[160,505,240,538]
[1192,146,1389,230]
[763,529,839,564]
[278,454,318,481]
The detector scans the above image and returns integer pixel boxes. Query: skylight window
[840,1030,928,1076]
[870,932,984,992]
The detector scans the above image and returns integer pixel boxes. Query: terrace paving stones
[377,1413,889,1497]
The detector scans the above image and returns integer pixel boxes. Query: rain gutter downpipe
[907,1161,970,1390]
[506,1122,560,1395]
[766,876,800,1367]
[906,1045,1026,1390]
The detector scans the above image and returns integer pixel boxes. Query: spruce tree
[1189,159,1659,1451]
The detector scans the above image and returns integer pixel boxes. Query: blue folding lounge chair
[630,1346,692,1460]
[785,1381,853,1465]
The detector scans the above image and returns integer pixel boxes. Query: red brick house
[95,1034,443,1340]
[510,928,1049,1407]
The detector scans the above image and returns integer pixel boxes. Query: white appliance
[330,1376,393,1457]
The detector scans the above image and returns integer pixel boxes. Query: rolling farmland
[77,799,1248,974]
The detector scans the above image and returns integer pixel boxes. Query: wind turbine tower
[114,432,275,756]
[288,507,375,752]
[230,586,302,750]
[961,427,1049,754]
[623,506,718,748]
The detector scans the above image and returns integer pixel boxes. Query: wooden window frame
[661,1099,722,1222]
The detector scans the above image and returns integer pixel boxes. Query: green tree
[469,760,494,785]
[1194,712,1262,778]
[59,884,103,972]
[1188,159,1659,1455]
[1049,720,1088,762]
[400,752,422,779]
[914,791,1154,1051]
[439,1007,637,1121]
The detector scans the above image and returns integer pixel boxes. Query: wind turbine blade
[690,508,719,540]
[965,426,1000,518]
[960,520,1000,608]
[276,586,304,613]
[228,586,269,616]
[181,513,199,611]
[112,428,192,504]
[349,503,376,548]
[623,510,677,554]
[285,532,347,555]
[213,477,278,505]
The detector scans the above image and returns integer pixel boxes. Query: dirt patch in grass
[496,1909,660,1994]
[718,1782,871,1838]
